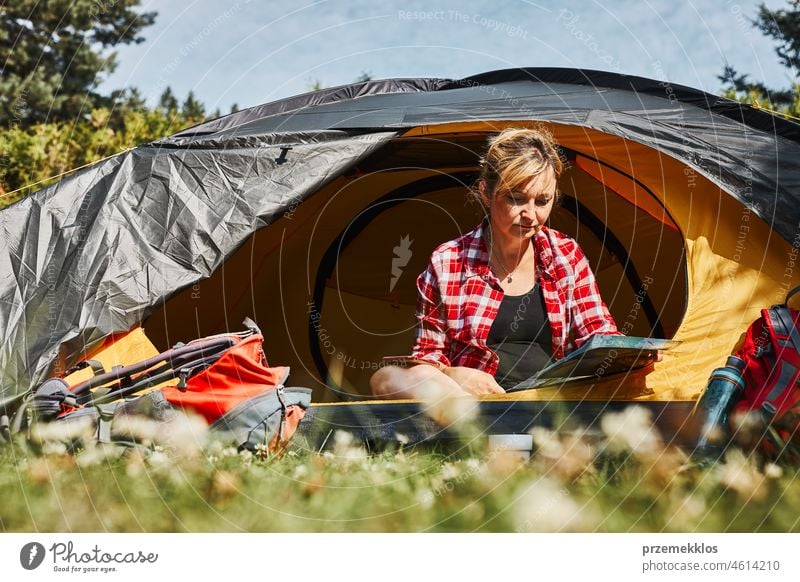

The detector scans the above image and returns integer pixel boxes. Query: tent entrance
[144,125,688,400]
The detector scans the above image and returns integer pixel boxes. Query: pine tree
[720,1,800,114]
[754,1,800,71]
[0,0,157,127]
[181,91,205,121]
[158,87,179,114]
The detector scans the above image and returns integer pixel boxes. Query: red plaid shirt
[411,222,619,374]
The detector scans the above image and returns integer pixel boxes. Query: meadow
[1,406,798,533]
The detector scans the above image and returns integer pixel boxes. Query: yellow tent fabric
[142,121,799,402]
[61,327,171,391]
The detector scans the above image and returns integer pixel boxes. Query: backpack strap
[771,305,800,358]
[95,403,121,444]
[0,414,9,443]
[786,285,800,306]
[274,384,287,450]
[63,359,106,378]
[762,306,800,417]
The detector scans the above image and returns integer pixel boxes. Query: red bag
[732,287,800,458]
[161,329,310,453]
[3,321,311,455]
[162,333,289,423]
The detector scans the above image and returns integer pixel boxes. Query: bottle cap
[710,367,745,391]
[726,355,746,371]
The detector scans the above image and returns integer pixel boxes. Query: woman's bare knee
[370,366,398,397]
[371,364,463,399]
[371,364,434,398]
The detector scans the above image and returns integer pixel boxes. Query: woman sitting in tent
[370,127,620,398]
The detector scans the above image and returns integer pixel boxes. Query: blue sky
[101,0,796,113]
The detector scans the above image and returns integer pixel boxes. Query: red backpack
[0,320,311,455]
[731,287,800,458]
[161,329,310,454]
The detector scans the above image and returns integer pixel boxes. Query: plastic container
[694,355,746,457]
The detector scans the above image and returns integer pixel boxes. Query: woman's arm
[568,242,620,348]
[411,259,503,395]
[410,260,453,368]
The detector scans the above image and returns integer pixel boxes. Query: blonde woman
[371,128,619,398]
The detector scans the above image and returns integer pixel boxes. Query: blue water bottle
[694,355,746,458]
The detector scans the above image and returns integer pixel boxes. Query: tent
[2,67,800,409]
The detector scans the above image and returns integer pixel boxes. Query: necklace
[486,226,531,284]
[490,252,521,283]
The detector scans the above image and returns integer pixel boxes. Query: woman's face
[481,165,557,243]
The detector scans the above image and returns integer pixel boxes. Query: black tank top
[486,283,553,390]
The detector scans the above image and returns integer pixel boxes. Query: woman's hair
[475,127,564,206]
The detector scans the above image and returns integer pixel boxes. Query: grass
[1,407,799,533]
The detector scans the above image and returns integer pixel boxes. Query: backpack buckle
[761,401,777,418]
[177,369,191,392]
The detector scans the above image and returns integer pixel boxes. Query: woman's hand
[444,366,505,396]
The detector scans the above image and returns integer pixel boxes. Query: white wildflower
[531,426,563,458]
[713,449,766,501]
[441,462,461,480]
[147,449,171,469]
[333,430,354,448]
[253,443,270,460]
[764,463,783,480]
[514,477,599,532]
[532,430,596,483]
[730,410,765,448]
[416,488,435,509]
[338,445,367,462]
[665,492,707,530]
[111,415,160,445]
[206,440,225,456]
[333,430,367,461]
[156,412,208,458]
[77,444,124,467]
[677,493,706,520]
[40,441,68,456]
[238,449,254,466]
[30,417,93,444]
[600,406,663,457]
